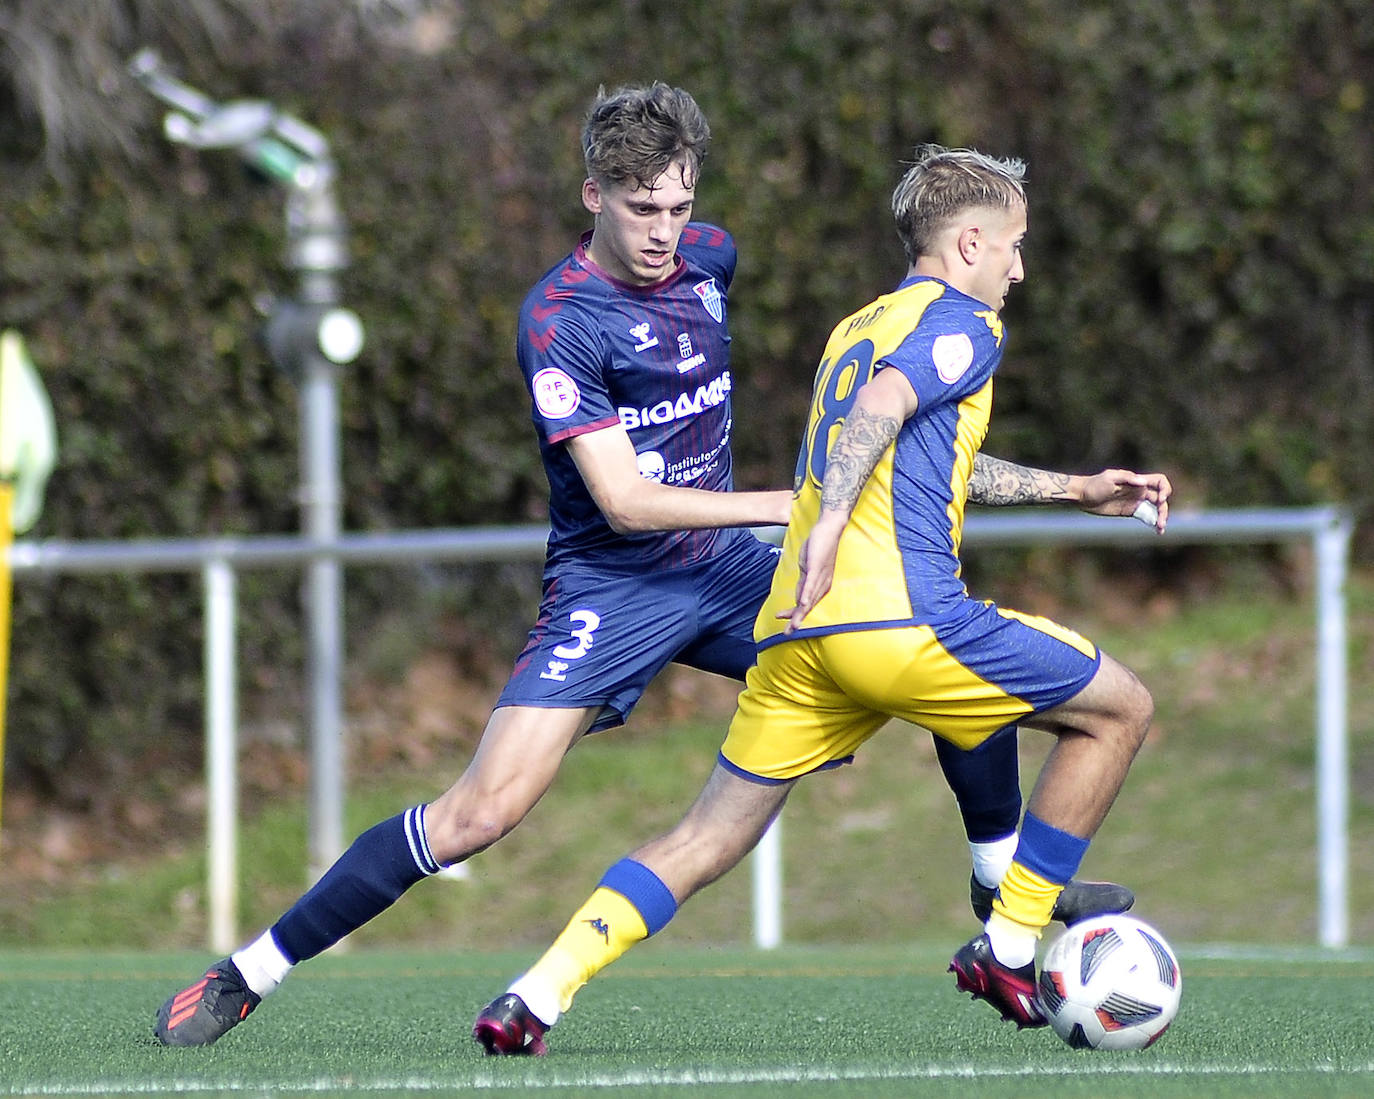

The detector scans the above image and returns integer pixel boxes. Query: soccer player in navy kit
[470,144,1171,1053]
[154,89,1117,1049]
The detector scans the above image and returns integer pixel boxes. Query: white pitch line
[5,1061,1374,1096]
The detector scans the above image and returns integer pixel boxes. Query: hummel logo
[630,322,659,352]
[585,917,611,942]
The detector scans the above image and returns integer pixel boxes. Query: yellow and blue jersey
[757,275,1006,648]
[722,275,1100,779]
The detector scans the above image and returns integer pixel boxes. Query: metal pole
[288,172,349,883]
[752,816,783,948]
[128,48,355,886]
[1314,512,1353,948]
[204,557,238,952]
[301,369,344,882]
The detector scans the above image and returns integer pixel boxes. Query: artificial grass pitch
[2,945,1373,1098]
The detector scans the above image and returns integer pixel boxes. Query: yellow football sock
[989,860,1062,937]
[521,887,650,1016]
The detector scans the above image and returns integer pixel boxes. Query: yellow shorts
[720,605,1099,782]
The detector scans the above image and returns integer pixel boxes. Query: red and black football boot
[154,958,261,1046]
[473,993,549,1056]
[949,933,1047,1028]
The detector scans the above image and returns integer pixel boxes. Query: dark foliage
[1,0,1370,797]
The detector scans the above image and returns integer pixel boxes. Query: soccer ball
[1038,914,1181,1050]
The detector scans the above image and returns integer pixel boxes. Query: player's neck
[909,259,985,306]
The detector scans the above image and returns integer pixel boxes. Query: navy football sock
[933,724,1022,842]
[271,806,442,964]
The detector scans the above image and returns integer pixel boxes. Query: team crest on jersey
[931,332,975,384]
[693,278,724,323]
[532,367,581,419]
[675,332,707,373]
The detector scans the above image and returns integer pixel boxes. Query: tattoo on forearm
[968,453,1073,505]
[820,407,902,512]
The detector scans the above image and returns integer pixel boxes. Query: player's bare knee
[1113,671,1153,753]
[1126,667,1153,728]
[1135,683,1154,740]
[1098,655,1153,743]
[424,786,530,862]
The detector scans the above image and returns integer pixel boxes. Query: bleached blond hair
[891,144,1027,263]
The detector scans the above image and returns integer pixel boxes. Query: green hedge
[1,0,1370,797]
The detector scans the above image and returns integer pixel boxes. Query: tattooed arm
[782,367,917,631]
[970,452,1173,527]
[968,454,1075,505]
[818,405,904,513]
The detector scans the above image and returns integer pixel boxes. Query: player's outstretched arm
[568,425,792,532]
[969,454,1172,533]
[782,367,917,631]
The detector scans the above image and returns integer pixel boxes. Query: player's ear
[582,177,603,215]
[957,224,981,266]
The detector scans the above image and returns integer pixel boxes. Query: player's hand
[1078,469,1172,533]
[778,514,844,632]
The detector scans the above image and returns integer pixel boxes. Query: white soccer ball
[1038,914,1181,1050]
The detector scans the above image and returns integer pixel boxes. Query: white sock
[969,833,1018,889]
[506,974,561,1029]
[985,915,1037,969]
[232,930,295,998]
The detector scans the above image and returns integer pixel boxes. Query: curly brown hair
[581,82,711,191]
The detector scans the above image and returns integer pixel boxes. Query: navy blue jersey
[518,223,744,572]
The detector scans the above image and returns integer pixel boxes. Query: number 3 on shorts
[554,609,602,660]
[540,608,602,682]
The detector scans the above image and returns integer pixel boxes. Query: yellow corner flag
[0,329,59,836]
[0,330,58,534]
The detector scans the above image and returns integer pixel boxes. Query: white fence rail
[8,507,1354,949]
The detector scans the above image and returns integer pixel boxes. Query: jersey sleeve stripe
[546,415,622,445]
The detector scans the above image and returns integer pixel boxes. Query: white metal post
[203,557,238,952]
[752,816,783,948]
[1314,512,1353,948]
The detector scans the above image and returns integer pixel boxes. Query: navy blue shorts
[495,532,781,732]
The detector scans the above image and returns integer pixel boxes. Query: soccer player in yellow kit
[474,144,1171,1052]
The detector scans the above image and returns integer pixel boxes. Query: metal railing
[7,506,1354,949]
